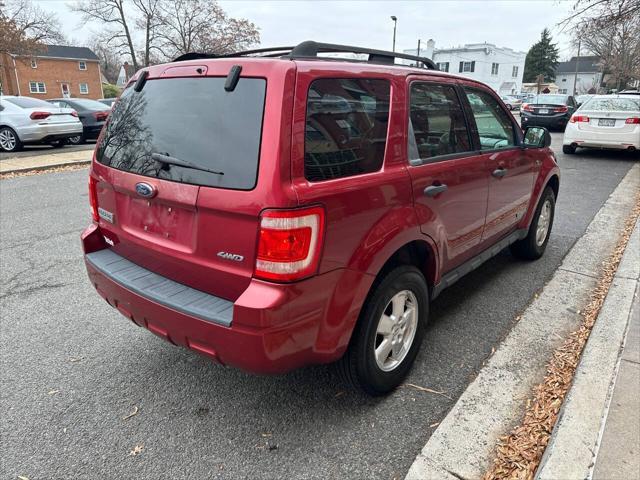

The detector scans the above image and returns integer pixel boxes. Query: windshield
[530,95,568,105]
[4,97,52,108]
[582,97,640,112]
[95,76,266,190]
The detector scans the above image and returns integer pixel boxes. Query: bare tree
[0,0,64,55]
[156,0,260,58]
[564,0,640,90]
[71,0,139,70]
[88,34,122,83]
[132,0,162,66]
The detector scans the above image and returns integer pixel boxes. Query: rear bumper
[564,126,640,150]
[18,122,83,142]
[82,123,105,139]
[82,224,372,374]
[521,113,570,129]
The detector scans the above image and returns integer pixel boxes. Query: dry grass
[483,192,640,480]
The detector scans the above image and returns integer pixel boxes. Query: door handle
[492,167,508,178]
[424,184,448,197]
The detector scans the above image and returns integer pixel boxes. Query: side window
[408,82,472,162]
[463,88,516,150]
[304,78,390,182]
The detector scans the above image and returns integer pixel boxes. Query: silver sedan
[0,96,83,152]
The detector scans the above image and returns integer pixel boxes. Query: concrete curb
[536,218,639,480]
[405,163,640,480]
[0,150,92,174]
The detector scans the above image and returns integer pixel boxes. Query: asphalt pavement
[0,133,638,480]
[0,143,94,160]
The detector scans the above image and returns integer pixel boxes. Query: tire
[337,265,429,395]
[0,126,22,152]
[67,134,84,145]
[51,139,67,148]
[511,186,556,260]
[562,144,576,154]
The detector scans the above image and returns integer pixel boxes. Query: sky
[33,0,580,60]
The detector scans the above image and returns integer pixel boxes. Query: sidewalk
[537,215,639,480]
[593,286,640,479]
[0,149,92,174]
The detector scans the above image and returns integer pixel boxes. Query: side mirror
[523,126,551,148]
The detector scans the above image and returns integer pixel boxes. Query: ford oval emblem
[135,182,156,198]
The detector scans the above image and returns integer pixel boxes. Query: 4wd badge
[217,251,244,262]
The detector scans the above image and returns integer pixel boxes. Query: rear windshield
[582,97,639,112]
[4,97,51,108]
[68,98,110,110]
[96,77,266,190]
[530,95,568,105]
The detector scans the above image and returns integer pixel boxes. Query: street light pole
[391,16,397,52]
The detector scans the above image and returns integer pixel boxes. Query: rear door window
[463,88,516,150]
[304,78,390,182]
[96,77,266,190]
[409,82,472,162]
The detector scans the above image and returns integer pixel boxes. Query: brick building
[0,45,103,100]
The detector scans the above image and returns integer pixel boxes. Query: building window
[562,78,567,82]
[512,66,518,77]
[459,61,475,73]
[79,61,87,70]
[79,83,89,94]
[436,62,449,72]
[30,58,37,69]
[29,81,46,94]
[559,89,568,94]
[491,63,499,75]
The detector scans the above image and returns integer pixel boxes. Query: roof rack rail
[172,40,436,69]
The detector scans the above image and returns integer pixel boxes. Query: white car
[0,95,83,152]
[562,95,640,154]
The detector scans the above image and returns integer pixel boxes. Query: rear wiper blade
[151,152,224,175]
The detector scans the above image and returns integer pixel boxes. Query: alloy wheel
[0,129,17,151]
[374,290,418,372]
[536,199,552,246]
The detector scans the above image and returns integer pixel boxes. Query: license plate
[538,109,549,114]
[598,118,616,127]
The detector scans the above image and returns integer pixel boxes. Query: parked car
[501,95,523,111]
[562,94,640,154]
[0,96,82,152]
[47,98,111,144]
[81,41,560,395]
[98,98,117,108]
[520,94,578,131]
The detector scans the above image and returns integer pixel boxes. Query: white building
[554,56,604,95]
[404,41,526,95]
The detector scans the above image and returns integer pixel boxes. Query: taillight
[553,105,568,113]
[70,110,79,117]
[625,117,640,124]
[93,111,109,121]
[570,115,590,123]
[30,111,51,120]
[522,104,534,112]
[88,176,99,222]
[255,206,325,282]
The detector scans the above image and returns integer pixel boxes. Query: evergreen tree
[523,28,560,82]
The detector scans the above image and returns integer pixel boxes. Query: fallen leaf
[334,391,345,398]
[429,422,440,428]
[47,390,59,395]
[261,432,272,437]
[69,357,82,363]
[18,476,29,480]
[129,444,144,456]
[122,405,139,421]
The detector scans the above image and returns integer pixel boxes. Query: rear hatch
[574,96,640,133]
[91,61,291,301]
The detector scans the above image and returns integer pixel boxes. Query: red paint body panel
[82,56,559,374]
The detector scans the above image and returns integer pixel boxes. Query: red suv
[82,42,559,395]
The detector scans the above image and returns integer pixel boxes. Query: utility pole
[573,39,581,96]
[416,39,421,67]
[391,16,397,52]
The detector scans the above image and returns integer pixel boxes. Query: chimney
[425,39,435,59]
